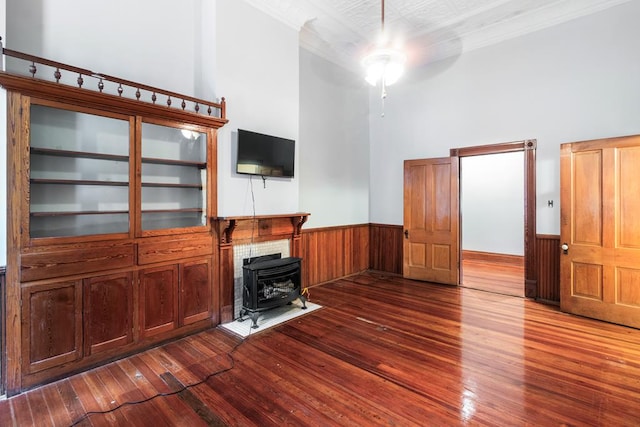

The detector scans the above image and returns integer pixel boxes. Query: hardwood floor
[2,271,640,426]
[462,258,525,297]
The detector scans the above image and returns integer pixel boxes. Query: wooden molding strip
[462,250,524,267]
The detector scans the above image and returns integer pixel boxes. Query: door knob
[561,243,569,254]
[404,230,409,239]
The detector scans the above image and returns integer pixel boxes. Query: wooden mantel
[213,213,310,245]
[212,213,310,323]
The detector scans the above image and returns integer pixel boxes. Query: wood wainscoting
[369,224,403,275]
[301,224,370,287]
[0,266,5,396]
[303,225,560,304]
[536,234,561,303]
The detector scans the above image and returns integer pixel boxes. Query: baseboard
[462,250,524,267]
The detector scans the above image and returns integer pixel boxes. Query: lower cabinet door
[84,272,134,355]
[179,259,212,325]
[140,264,178,338]
[21,280,83,374]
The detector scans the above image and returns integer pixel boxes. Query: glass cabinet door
[29,104,130,238]
[140,122,207,231]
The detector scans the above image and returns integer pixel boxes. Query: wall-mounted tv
[236,129,295,178]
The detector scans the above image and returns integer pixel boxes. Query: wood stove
[240,255,306,328]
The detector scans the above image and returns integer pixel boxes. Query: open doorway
[460,151,525,297]
[451,140,536,298]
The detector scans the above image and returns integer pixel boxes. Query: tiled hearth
[232,239,290,318]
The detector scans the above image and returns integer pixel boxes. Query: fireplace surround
[214,213,310,323]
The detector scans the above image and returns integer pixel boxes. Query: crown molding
[243,0,313,31]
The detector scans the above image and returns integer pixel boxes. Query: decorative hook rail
[0,37,225,120]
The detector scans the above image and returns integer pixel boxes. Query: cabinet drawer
[137,234,212,265]
[21,243,135,282]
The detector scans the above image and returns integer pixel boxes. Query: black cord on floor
[69,329,250,427]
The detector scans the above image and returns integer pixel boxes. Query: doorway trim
[450,139,537,298]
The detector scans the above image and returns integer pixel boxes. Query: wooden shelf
[30,210,129,217]
[31,147,128,162]
[142,157,206,168]
[30,178,128,186]
[142,208,203,214]
[141,182,203,189]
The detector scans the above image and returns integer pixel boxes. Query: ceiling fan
[361,0,407,113]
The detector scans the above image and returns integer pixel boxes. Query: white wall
[215,0,299,217]
[298,48,370,229]
[370,1,640,234]
[461,152,524,256]
[6,0,203,96]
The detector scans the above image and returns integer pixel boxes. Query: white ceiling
[244,0,630,72]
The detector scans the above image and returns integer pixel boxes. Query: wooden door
[84,272,134,355]
[21,280,83,374]
[403,157,459,285]
[139,265,178,338]
[560,135,640,328]
[179,259,212,326]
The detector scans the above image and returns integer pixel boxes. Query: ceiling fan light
[362,48,406,86]
[365,60,385,86]
[383,61,404,85]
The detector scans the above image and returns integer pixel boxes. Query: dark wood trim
[536,234,560,304]
[6,92,24,395]
[0,73,228,128]
[537,233,560,240]
[303,223,369,233]
[0,266,5,396]
[462,250,524,267]
[1,44,226,117]
[451,139,537,298]
[451,140,529,157]
[524,140,537,298]
[369,223,402,229]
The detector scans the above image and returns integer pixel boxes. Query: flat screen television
[236,129,295,178]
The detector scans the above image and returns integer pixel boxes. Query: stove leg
[249,311,260,328]
[299,294,307,309]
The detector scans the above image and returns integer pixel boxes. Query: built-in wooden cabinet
[21,280,83,375]
[140,264,179,338]
[29,104,132,239]
[2,50,227,394]
[140,121,209,233]
[180,259,212,325]
[83,272,134,356]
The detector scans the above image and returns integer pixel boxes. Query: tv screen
[236,129,295,178]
